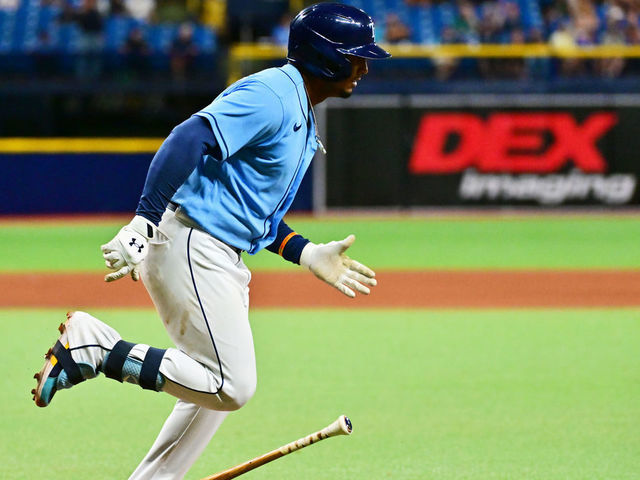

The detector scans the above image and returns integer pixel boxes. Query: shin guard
[103,340,166,391]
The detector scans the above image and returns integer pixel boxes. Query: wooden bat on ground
[200,415,353,480]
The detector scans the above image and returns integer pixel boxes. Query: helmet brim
[338,43,391,59]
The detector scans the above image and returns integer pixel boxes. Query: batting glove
[101,215,156,282]
[299,234,377,298]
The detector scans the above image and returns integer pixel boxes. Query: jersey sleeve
[195,80,284,161]
[136,115,220,225]
[265,219,310,264]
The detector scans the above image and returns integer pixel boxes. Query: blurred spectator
[433,26,461,80]
[109,0,127,16]
[7,0,640,84]
[478,2,505,43]
[526,27,551,78]
[502,1,524,39]
[596,12,627,77]
[455,0,480,43]
[226,0,289,42]
[383,13,411,44]
[0,0,18,10]
[170,23,199,80]
[570,0,599,39]
[59,1,77,22]
[550,20,576,48]
[199,0,227,33]
[543,0,571,33]
[501,27,527,78]
[550,20,587,76]
[626,20,640,43]
[125,0,156,22]
[61,0,105,78]
[120,26,152,77]
[270,12,292,46]
[156,0,192,23]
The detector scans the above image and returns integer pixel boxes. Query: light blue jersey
[172,64,318,254]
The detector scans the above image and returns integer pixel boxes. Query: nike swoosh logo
[293,122,302,132]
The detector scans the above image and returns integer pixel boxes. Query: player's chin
[339,87,354,99]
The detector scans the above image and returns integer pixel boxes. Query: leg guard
[52,340,85,386]
[103,340,166,392]
[103,340,135,382]
[139,347,165,391]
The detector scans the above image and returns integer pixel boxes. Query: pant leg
[143,208,256,410]
[132,208,256,477]
[129,400,228,480]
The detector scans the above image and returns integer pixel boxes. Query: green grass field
[2,215,640,271]
[2,215,639,479]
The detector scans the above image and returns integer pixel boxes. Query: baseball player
[32,3,390,479]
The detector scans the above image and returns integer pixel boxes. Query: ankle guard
[52,340,86,386]
[103,340,166,391]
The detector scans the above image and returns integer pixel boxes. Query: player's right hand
[101,215,155,282]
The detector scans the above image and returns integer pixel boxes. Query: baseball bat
[200,415,353,480]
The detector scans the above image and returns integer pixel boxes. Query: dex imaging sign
[408,111,637,205]
[324,100,640,208]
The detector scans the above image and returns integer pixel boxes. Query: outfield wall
[319,94,640,210]
[4,94,640,215]
[0,138,313,215]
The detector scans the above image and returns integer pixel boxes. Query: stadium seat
[0,9,16,54]
[192,25,217,54]
[148,24,179,53]
[104,16,138,52]
[57,23,82,54]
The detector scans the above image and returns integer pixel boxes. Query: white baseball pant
[129,207,257,479]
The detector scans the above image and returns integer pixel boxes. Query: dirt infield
[1,270,639,309]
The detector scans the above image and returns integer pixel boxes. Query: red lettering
[409,111,617,174]
[484,113,557,172]
[552,112,617,172]
[408,114,483,173]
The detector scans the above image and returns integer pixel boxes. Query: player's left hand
[101,215,155,282]
[300,234,377,298]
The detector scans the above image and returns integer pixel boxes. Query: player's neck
[300,73,329,106]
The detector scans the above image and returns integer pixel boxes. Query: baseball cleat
[32,315,72,407]
[32,311,99,407]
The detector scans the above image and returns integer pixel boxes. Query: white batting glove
[299,234,377,298]
[101,215,156,282]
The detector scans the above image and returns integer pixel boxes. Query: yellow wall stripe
[227,42,640,83]
[0,138,164,154]
[230,42,640,60]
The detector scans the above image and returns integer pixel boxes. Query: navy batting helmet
[287,2,391,81]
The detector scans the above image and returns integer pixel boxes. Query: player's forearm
[136,115,221,225]
[265,220,310,264]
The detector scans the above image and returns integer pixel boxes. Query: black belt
[168,201,243,255]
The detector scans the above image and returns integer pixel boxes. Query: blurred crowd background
[2,0,640,81]
[2,0,640,136]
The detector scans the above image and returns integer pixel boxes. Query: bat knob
[340,415,353,435]
[344,416,352,433]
